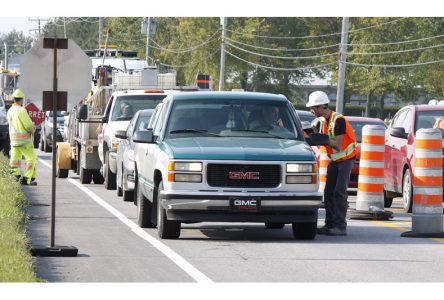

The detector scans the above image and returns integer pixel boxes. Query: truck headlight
[111,135,121,151]
[167,161,203,182]
[286,175,316,184]
[168,162,202,172]
[286,163,316,173]
[171,173,202,182]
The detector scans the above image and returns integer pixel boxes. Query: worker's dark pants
[324,157,354,230]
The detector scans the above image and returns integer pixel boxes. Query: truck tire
[92,170,104,184]
[292,212,317,240]
[80,167,92,184]
[104,151,116,190]
[384,190,394,208]
[43,138,51,153]
[265,222,285,229]
[39,135,44,151]
[403,168,413,213]
[157,181,181,239]
[137,183,155,228]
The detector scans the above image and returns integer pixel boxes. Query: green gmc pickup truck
[133,91,325,240]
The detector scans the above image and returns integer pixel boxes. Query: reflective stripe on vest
[324,112,357,162]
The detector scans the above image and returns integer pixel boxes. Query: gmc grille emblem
[229,171,260,180]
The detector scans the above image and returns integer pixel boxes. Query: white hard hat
[306,91,329,107]
[428,99,438,105]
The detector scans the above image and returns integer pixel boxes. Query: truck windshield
[166,99,301,140]
[112,94,166,121]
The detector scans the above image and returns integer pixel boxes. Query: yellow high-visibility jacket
[7,104,34,146]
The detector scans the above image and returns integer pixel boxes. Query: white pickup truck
[98,89,168,189]
[132,91,327,240]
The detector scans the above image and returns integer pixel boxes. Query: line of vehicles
[4,41,443,240]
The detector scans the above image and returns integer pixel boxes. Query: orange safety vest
[323,111,357,162]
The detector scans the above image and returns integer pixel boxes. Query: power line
[347,33,444,47]
[226,40,338,60]
[154,49,220,68]
[150,29,221,53]
[226,17,406,40]
[225,49,337,71]
[344,59,444,68]
[347,43,444,56]
[226,37,340,52]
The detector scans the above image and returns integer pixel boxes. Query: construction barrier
[349,125,392,220]
[318,147,330,195]
[402,128,444,238]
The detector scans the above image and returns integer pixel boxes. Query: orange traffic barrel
[350,125,392,220]
[402,128,444,238]
[318,147,330,194]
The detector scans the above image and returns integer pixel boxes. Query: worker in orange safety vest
[306,91,357,236]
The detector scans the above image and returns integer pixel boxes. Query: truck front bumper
[161,191,322,223]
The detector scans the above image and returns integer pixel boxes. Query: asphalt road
[23,150,444,284]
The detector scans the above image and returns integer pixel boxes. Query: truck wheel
[44,139,51,152]
[384,191,393,208]
[265,222,285,229]
[104,151,116,190]
[39,135,44,151]
[80,167,92,184]
[402,169,413,213]
[137,183,155,228]
[157,181,181,239]
[123,190,134,202]
[116,167,123,196]
[92,170,104,184]
[292,212,317,240]
[33,134,39,148]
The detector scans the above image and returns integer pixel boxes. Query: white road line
[38,158,213,283]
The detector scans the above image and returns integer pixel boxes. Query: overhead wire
[226,40,338,60]
[225,49,337,71]
[226,37,340,52]
[344,59,444,68]
[347,43,444,56]
[149,28,221,53]
[155,49,220,68]
[225,17,406,40]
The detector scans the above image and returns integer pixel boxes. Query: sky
[0,0,443,38]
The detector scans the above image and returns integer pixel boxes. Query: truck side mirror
[114,130,127,139]
[133,129,154,144]
[77,104,88,120]
[390,127,408,139]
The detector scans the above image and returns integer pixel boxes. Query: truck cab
[98,89,169,189]
[132,91,326,240]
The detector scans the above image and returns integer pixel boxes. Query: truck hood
[161,137,316,161]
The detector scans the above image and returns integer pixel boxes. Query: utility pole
[29,18,50,38]
[219,17,227,91]
[336,17,349,114]
[98,17,102,48]
[145,17,151,65]
[63,17,67,38]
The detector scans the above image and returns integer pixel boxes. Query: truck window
[111,94,166,121]
[166,99,301,140]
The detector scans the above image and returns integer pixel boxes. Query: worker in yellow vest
[6,89,37,185]
[306,91,357,236]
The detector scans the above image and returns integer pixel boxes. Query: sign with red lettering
[25,102,46,126]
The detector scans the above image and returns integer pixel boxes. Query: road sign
[19,38,92,111]
[25,102,45,126]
